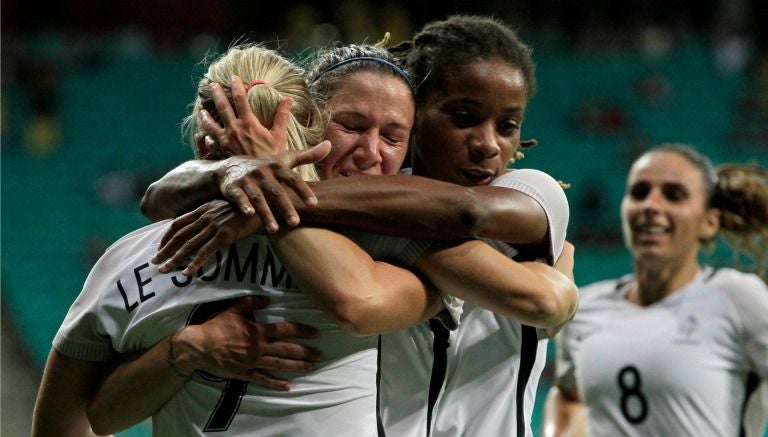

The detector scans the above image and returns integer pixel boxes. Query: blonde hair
[183,43,325,181]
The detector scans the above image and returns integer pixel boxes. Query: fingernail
[267,222,279,233]
[306,196,318,206]
[287,215,299,226]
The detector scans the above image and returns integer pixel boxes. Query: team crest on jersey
[672,314,700,345]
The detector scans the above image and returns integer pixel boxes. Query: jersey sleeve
[53,222,168,361]
[53,255,123,361]
[342,229,434,267]
[716,270,768,380]
[491,169,570,262]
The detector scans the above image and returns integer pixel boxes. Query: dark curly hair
[389,15,536,105]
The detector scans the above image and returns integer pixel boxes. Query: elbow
[448,189,489,238]
[327,298,382,337]
[140,184,164,222]
[86,412,117,437]
[87,400,127,436]
[507,281,578,328]
[535,282,579,328]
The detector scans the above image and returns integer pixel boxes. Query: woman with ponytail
[545,144,768,437]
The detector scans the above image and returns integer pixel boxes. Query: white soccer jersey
[380,168,570,437]
[53,220,427,437]
[556,267,768,437]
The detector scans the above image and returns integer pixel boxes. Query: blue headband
[310,56,414,89]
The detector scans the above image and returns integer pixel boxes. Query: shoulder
[705,267,768,319]
[707,267,768,294]
[579,276,629,305]
[492,168,567,207]
[90,220,170,273]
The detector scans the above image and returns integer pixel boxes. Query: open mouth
[633,224,670,242]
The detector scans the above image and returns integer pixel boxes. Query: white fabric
[556,267,768,437]
[54,220,402,437]
[380,168,570,436]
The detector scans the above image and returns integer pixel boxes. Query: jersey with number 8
[556,267,768,437]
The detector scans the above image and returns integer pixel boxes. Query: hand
[152,199,263,275]
[174,296,322,391]
[215,141,332,231]
[202,76,292,157]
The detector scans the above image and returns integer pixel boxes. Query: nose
[468,123,500,160]
[640,187,664,212]
[352,131,383,171]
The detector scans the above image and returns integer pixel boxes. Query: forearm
[415,240,578,327]
[87,336,190,435]
[300,175,547,243]
[141,160,223,221]
[270,227,442,335]
[542,386,587,437]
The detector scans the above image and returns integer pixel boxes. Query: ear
[699,207,721,241]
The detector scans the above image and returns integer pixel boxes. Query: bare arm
[32,349,106,437]
[414,240,578,328]
[299,174,548,242]
[141,159,223,221]
[270,226,443,336]
[84,296,321,435]
[542,385,587,437]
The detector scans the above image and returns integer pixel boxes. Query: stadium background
[2,0,767,435]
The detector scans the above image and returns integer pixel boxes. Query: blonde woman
[31,43,440,437]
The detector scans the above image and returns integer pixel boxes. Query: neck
[628,252,701,306]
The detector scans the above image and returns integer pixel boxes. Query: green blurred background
[2,1,767,435]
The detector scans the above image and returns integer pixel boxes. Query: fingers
[210,82,237,127]
[231,295,270,312]
[160,224,215,274]
[273,140,331,208]
[247,370,293,391]
[224,184,256,216]
[287,141,332,168]
[275,167,317,208]
[255,174,299,227]
[180,234,221,276]
[259,341,322,363]
[269,97,293,152]
[241,183,279,233]
[156,211,202,256]
[200,110,224,150]
[230,76,251,122]
[262,321,320,340]
[255,354,317,373]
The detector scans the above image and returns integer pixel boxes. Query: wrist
[167,328,197,378]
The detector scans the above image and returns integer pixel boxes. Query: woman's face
[412,57,528,186]
[318,71,414,179]
[621,151,720,266]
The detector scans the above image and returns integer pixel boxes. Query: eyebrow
[333,110,411,131]
[446,97,525,114]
